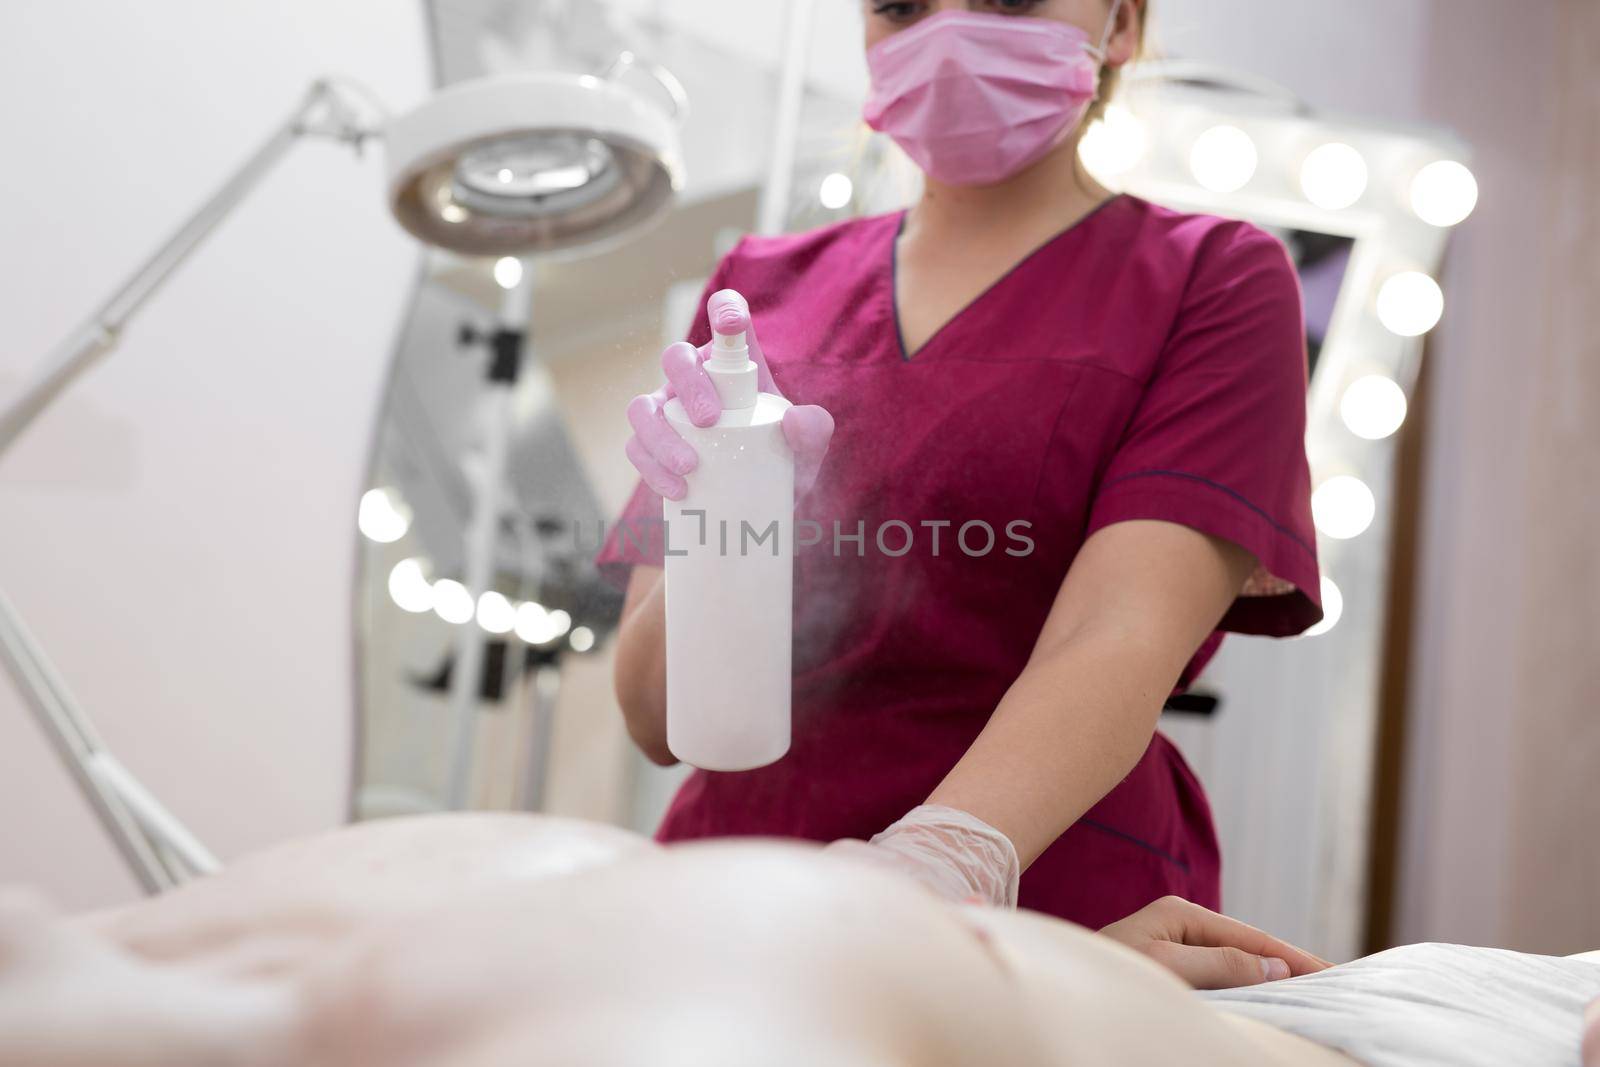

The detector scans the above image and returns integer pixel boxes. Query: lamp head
[385,73,682,258]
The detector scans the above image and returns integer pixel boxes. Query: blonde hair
[1089,0,1150,124]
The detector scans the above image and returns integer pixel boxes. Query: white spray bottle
[661,290,794,771]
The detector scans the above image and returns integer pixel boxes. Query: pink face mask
[863,4,1123,188]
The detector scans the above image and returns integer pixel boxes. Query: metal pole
[445,263,533,809]
[0,590,173,892]
[516,663,561,812]
[756,0,818,237]
[89,754,221,877]
[0,81,376,891]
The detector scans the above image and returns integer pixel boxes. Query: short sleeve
[1086,223,1322,636]
[593,252,737,590]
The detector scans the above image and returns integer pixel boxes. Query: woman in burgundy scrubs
[598,0,1321,928]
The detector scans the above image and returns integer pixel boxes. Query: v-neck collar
[888,193,1128,363]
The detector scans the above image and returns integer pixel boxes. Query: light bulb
[569,626,596,653]
[1300,143,1368,210]
[476,591,516,634]
[432,579,474,625]
[1376,272,1444,337]
[1303,577,1343,637]
[1410,160,1478,227]
[1312,475,1376,540]
[388,558,434,614]
[818,172,853,210]
[493,256,523,290]
[358,487,411,544]
[1078,105,1149,181]
[515,602,550,643]
[1341,375,1408,440]
[1190,125,1258,193]
[514,601,571,645]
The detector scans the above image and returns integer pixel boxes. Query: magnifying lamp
[388,68,682,258]
[0,61,685,892]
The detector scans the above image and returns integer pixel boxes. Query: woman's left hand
[823,804,1021,908]
[623,290,834,502]
[1099,895,1332,990]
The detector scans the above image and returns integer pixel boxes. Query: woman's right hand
[624,289,833,503]
[1098,896,1332,990]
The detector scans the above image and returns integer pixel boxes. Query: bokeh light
[432,579,474,625]
[1303,576,1344,637]
[1190,125,1258,193]
[476,591,516,634]
[1410,160,1478,227]
[359,487,411,544]
[1340,375,1409,440]
[1079,105,1149,182]
[493,256,524,289]
[1376,272,1444,337]
[515,602,573,645]
[818,172,853,210]
[1313,475,1377,540]
[1300,143,1368,210]
[387,558,433,614]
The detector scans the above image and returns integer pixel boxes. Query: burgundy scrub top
[597,195,1322,928]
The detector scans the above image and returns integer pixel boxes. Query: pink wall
[1396,0,1598,952]
[1504,0,1600,953]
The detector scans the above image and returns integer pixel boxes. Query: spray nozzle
[699,289,761,410]
[708,289,751,365]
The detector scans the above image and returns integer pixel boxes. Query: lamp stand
[0,80,378,892]
[444,268,532,809]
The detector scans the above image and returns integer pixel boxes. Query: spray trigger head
[708,289,752,365]
[710,289,750,342]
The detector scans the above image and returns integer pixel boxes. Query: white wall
[1154,0,1433,121]
[0,1,429,908]
[605,0,871,104]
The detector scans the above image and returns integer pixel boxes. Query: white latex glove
[825,804,1021,909]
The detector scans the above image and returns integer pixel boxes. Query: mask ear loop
[1085,0,1128,64]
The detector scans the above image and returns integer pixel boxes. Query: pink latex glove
[824,804,1022,909]
[624,289,834,503]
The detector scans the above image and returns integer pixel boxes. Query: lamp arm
[0,78,380,893]
[0,78,378,459]
[0,589,176,893]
